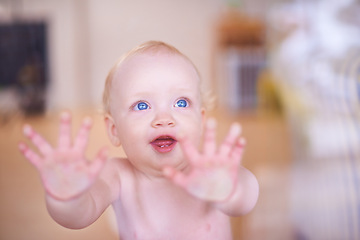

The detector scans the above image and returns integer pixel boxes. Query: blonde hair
[102,41,213,115]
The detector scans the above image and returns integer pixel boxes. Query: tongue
[153,138,175,147]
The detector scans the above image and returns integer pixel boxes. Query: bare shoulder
[99,157,135,186]
[104,157,134,173]
[100,157,131,176]
[90,157,136,204]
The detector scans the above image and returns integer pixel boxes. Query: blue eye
[134,102,149,111]
[175,99,188,108]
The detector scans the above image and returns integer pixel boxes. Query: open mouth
[150,135,177,153]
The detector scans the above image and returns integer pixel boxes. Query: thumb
[163,166,188,188]
[89,146,108,176]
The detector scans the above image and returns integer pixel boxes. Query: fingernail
[231,122,241,135]
[239,137,246,146]
[18,142,26,152]
[83,116,93,128]
[162,167,173,177]
[60,111,71,122]
[23,124,32,137]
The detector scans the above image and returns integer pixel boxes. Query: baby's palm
[164,119,244,202]
[19,113,107,200]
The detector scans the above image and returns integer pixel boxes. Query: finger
[203,118,217,156]
[230,137,246,165]
[178,134,200,165]
[219,122,242,158]
[73,117,92,152]
[163,166,188,188]
[23,124,52,155]
[18,142,42,168]
[89,147,108,176]
[58,112,72,150]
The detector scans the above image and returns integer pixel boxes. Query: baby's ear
[104,115,121,147]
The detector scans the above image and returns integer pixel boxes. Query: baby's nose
[151,113,176,128]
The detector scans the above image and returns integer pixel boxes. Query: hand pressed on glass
[19,112,108,201]
[163,118,245,202]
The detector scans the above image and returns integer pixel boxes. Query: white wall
[86,0,225,110]
[4,0,226,111]
[2,0,281,111]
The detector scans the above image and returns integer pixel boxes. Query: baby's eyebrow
[128,91,152,99]
[175,87,196,92]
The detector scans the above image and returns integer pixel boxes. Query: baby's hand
[163,118,245,202]
[19,112,108,201]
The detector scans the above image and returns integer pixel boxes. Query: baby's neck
[132,161,191,182]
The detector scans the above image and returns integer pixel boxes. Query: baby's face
[108,52,204,176]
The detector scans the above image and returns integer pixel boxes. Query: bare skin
[19,51,259,239]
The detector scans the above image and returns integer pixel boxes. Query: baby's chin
[127,152,188,176]
[156,154,190,174]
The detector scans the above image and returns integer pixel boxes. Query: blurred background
[0,0,359,239]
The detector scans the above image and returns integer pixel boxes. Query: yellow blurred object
[257,70,283,115]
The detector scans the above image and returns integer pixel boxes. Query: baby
[19,41,259,239]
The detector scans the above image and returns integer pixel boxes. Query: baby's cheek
[191,127,203,148]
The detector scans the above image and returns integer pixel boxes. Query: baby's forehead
[122,50,192,69]
[114,51,200,83]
